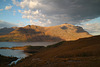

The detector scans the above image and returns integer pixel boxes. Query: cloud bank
[81,22,100,35]
[0,20,17,28]
[12,0,100,26]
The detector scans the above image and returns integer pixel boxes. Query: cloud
[18,10,21,13]
[81,23,100,35]
[33,10,39,14]
[5,5,12,10]
[12,0,100,26]
[0,20,17,28]
[0,9,3,11]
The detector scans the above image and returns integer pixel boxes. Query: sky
[0,0,100,35]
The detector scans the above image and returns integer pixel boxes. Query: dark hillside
[0,55,17,67]
[13,35,100,67]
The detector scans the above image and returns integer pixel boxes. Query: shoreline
[0,45,45,54]
[0,46,27,50]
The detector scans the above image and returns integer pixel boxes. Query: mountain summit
[0,23,91,42]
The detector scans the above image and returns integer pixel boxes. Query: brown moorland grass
[13,35,100,67]
[0,55,17,67]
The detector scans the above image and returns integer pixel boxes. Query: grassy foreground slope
[0,55,17,67]
[13,35,100,67]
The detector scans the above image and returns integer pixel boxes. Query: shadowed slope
[0,27,62,42]
[0,27,18,35]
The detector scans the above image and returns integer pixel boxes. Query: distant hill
[13,35,100,67]
[0,27,18,35]
[0,23,91,42]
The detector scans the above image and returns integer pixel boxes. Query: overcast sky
[0,0,100,35]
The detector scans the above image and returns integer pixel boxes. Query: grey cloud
[12,0,100,26]
[40,0,100,21]
[0,20,17,28]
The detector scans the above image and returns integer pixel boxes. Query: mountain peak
[59,23,74,27]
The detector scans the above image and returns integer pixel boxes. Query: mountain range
[0,23,91,42]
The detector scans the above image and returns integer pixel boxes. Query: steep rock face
[0,23,91,42]
[45,24,91,41]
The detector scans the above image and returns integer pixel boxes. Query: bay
[0,42,57,58]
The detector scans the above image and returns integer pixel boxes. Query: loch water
[0,42,57,58]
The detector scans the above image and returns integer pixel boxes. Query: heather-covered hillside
[13,35,100,67]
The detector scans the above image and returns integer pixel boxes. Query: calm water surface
[0,42,57,58]
[0,49,28,58]
[0,42,57,47]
